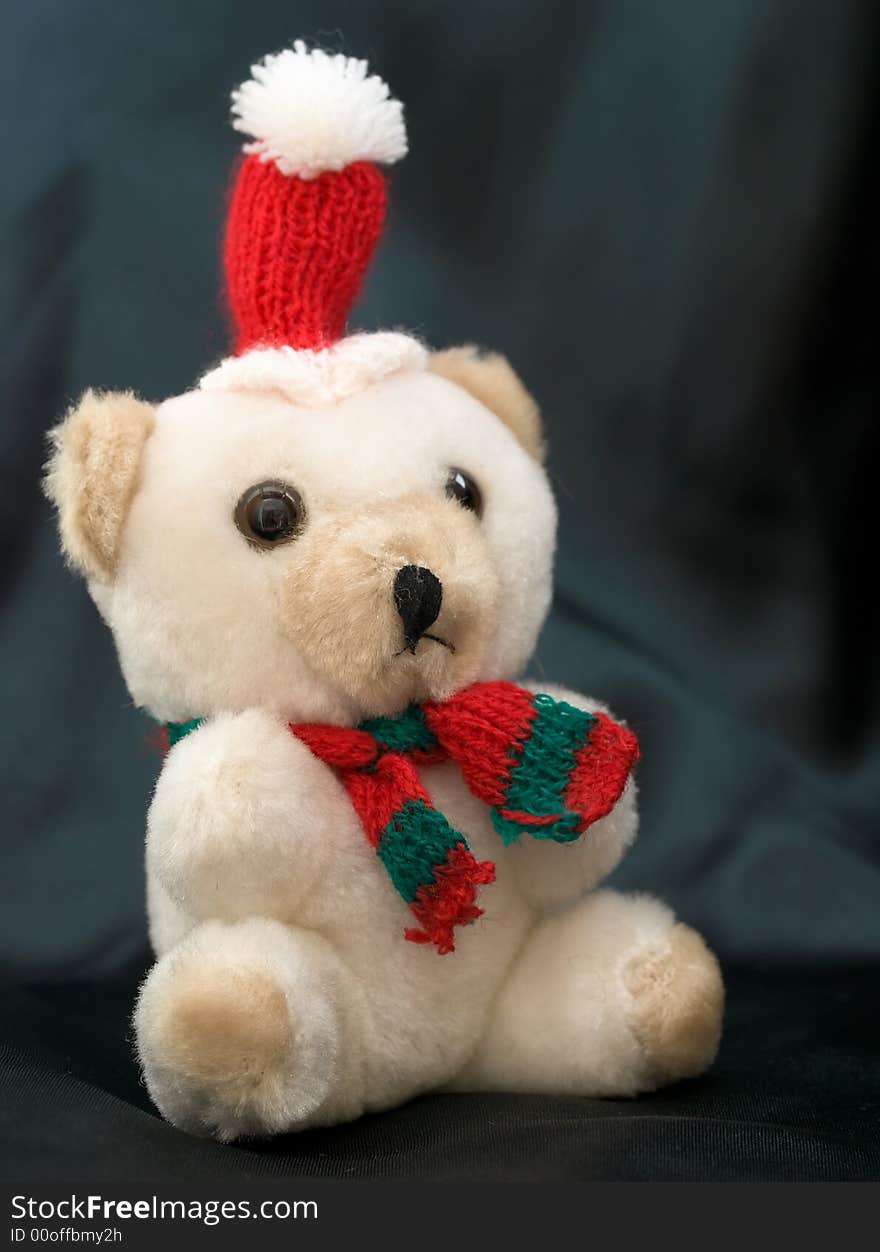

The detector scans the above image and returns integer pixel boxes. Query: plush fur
[44,390,155,582]
[430,346,545,462]
[45,351,724,1141]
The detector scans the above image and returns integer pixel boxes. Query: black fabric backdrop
[1,0,879,1182]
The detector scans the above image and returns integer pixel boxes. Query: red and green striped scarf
[165,681,638,955]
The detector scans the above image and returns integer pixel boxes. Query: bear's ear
[43,389,155,583]
[429,345,545,462]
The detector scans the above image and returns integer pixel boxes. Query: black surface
[2,0,880,1181]
[1,968,877,1181]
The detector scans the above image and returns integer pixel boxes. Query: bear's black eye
[445,468,482,516]
[235,481,304,549]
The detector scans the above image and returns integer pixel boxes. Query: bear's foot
[448,889,723,1097]
[135,917,346,1140]
[624,920,723,1087]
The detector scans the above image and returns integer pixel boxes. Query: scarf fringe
[404,844,496,955]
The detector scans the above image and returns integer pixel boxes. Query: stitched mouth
[394,633,456,658]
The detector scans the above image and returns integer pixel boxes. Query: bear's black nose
[393,565,443,652]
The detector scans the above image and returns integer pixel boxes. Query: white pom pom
[231,41,407,179]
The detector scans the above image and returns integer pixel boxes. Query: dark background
[1,0,879,1181]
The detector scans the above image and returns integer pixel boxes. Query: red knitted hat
[200,42,427,407]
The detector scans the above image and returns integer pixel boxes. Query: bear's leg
[135,916,364,1140]
[449,889,723,1097]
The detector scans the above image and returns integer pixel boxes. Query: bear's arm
[503,682,639,913]
[146,709,356,923]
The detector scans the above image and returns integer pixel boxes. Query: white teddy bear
[44,42,723,1141]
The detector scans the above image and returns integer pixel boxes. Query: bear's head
[45,351,554,724]
[43,45,556,725]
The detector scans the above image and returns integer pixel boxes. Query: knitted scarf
[165,681,638,955]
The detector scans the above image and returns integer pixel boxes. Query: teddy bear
[43,41,723,1141]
